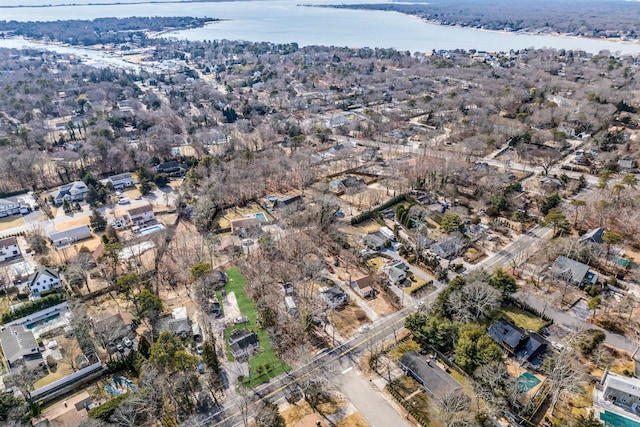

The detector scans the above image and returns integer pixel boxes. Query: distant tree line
[330,0,640,40]
[0,16,216,45]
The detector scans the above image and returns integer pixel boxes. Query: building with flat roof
[594,370,640,426]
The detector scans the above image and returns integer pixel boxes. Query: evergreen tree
[90,208,107,232]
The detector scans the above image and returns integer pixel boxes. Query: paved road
[337,364,411,427]
[478,225,554,271]
[514,290,637,353]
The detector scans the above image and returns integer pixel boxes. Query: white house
[51,181,88,206]
[0,198,20,218]
[49,225,92,250]
[593,370,640,426]
[127,204,155,226]
[107,173,134,190]
[0,237,21,263]
[28,266,61,296]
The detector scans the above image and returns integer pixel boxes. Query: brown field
[0,215,25,231]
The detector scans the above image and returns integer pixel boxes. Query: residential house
[0,325,43,369]
[0,198,20,218]
[578,227,605,245]
[399,352,462,402]
[127,204,155,226]
[487,320,548,366]
[156,160,185,176]
[49,225,92,249]
[276,195,303,208]
[539,176,564,191]
[0,237,21,263]
[230,217,260,235]
[379,226,396,241]
[229,329,259,359]
[107,173,134,190]
[552,256,598,288]
[382,265,406,286]
[319,286,347,309]
[169,307,190,339]
[618,159,635,170]
[430,235,465,259]
[28,266,61,297]
[363,233,386,250]
[593,370,640,426]
[51,181,88,206]
[350,275,376,299]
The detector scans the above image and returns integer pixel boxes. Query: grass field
[224,267,289,388]
[495,306,548,332]
[403,273,431,295]
[0,215,25,231]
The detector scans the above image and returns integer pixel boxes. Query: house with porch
[106,173,134,190]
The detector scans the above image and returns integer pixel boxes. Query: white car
[118,198,131,205]
[358,325,370,333]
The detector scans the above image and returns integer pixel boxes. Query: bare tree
[544,349,586,415]
[448,282,501,323]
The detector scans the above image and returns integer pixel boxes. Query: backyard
[495,305,549,332]
[224,267,288,388]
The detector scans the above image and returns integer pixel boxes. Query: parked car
[122,337,133,348]
[234,315,249,325]
[116,343,124,353]
[197,361,205,374]
[325,263,334,273]
[196,343,203,355]
[358,325,370,333]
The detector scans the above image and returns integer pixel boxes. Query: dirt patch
[328,302,370,337]
[366,293,398,316]
[222,291,242,324]
[54,216,90,231]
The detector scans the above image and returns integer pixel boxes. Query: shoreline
[0,0,230,8]
[412,15,640,48]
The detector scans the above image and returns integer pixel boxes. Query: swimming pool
[514,372,541,393]
[245,212,268,223]
[137,224,165,236]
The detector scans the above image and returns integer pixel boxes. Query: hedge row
[387,385,429,427]
[409,280,434,297]
[350,193,414,225]
[2,293,65,324]
[88,393,129,421]
[0,188,28,198]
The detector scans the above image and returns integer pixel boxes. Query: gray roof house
[363,233,386,250]
[487,320,548,366]
[0,198,20,218]
[382,265,407,285]
[319,286,347,309]
[107,173,134,189]
[430,235,465,259]
[49,225,93,249]
[399,352,462,401]
[229,329,259,359]
[51,181,88,206]
[552,256,598,288]
[578,227,605,244]
[0,325,43,369]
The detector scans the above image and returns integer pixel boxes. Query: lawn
[403,273,432,296]
[495,306,548,332]
[224,267,289,388]
[388,376,431,422]
[0,215,25,231]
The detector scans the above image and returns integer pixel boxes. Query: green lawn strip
[495,306,547,332]
[224,267,289,388]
